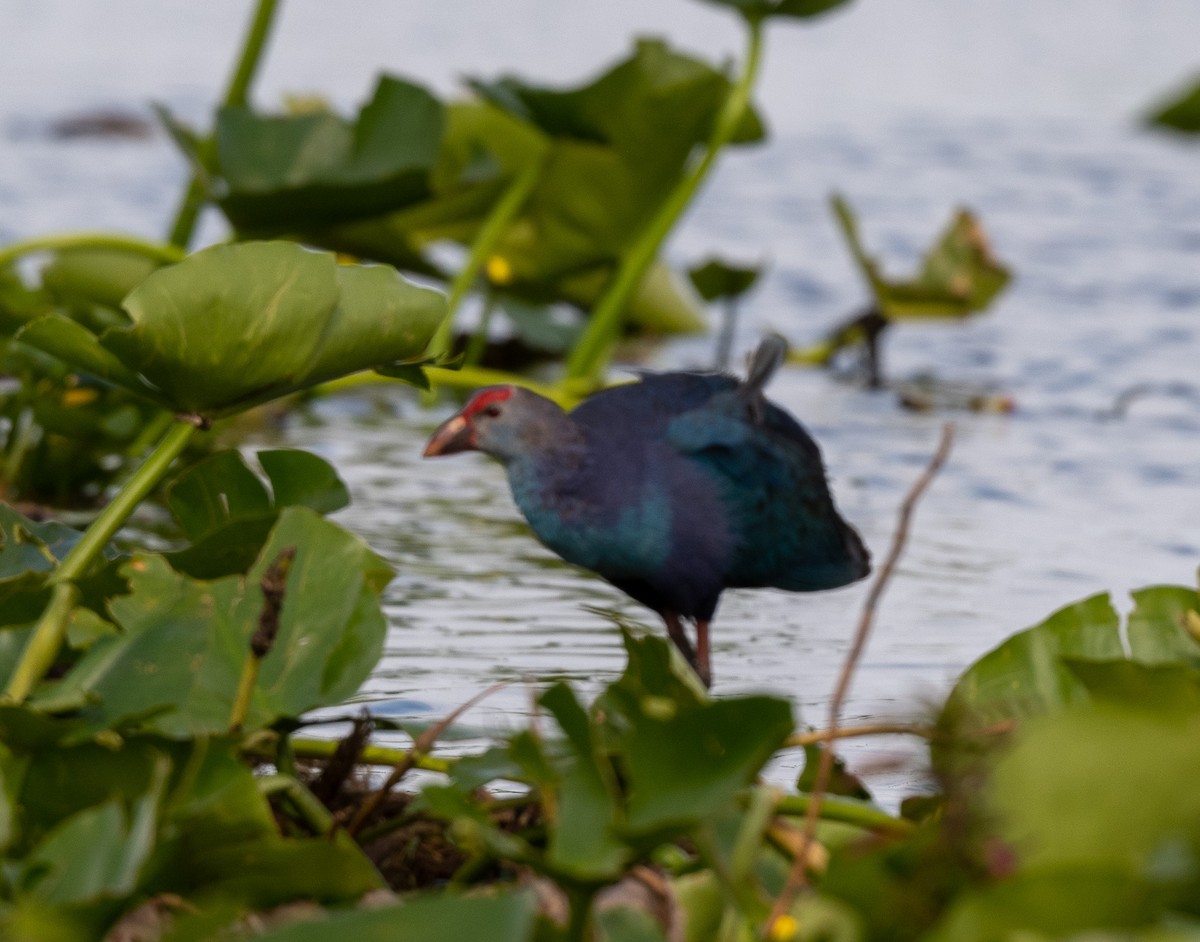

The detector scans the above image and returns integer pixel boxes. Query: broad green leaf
[214,75,444,230]
[446,744,528,793]
[540,683,628,880]
[164,448,350,579]
[20,756,166,906]
[599,630,707,714]
[0,504,81,579]
[0,504,89,626]
[941,592,1123,729]
[1064,659,1200,713]
[174,831,383,907]
[925,866,1156,941]
[15,315,149,394]
[250,892,536,942]
[303,39,757,322]
[40,248,161,311]
[62,507,392,735]
[620,693,792,833]
[162,516,277,581]
[1147,75,1200,133]
[943,585,1200,742]
[18,734,170,833]
[1126,584,1200,666]
[0,705,89,752]
[104,241,445,416]
[832,193,1011,320]
[690,0,853,20]
[258,448,350,515]
[687,257,763,302]
[984,704,1200,901]
[467,39,765,284]
[165,450,272,542]
[0,262,54,332]
[596,906,670,942]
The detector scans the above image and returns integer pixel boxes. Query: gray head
[423,385,577,465]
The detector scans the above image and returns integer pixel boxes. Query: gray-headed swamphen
[423,336,870,686]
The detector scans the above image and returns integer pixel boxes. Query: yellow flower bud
[486,255,514,286]
[61,387,99,407]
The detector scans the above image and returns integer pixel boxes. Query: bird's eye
[481,404,502,418]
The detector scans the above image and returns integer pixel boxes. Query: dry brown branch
[766,421,955,934]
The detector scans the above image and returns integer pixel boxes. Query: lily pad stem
[247,735,451,775]
[565,885,598,942]
[0,233,184,269]
[166,0,282,249]
[2,420,198,704]
[565,17,765,383]
[428,156,545,359]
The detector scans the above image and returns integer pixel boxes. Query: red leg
[663,611,698,674]
[695,620,712,688]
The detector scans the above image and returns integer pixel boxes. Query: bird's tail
[742,333,788,396]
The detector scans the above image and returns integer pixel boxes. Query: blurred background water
[2,0,1199,797]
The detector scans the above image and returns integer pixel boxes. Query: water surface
[3,0,1199,796]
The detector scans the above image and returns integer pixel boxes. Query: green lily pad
[925,866,1157,941]
[40,248,162,313]
[164,448,348,548]
[941,591,1123,730]
[100,241,444,417]
[0,505,92,627]
[538,683,629,881]
[1147,74,1200,133]
[985,704,1200,894]
[691,0,853,20]
[15,315,149,394]
[468,39,764,283]
[250,892,536,942]
[832,193,1011,320]
[687,257,763,302]
[213,75,444,230]
[1126,584,1200,666]
[165,450,273,543]
[59,507,392,736]
[944,585,1200,734]
[19,758,167,906]
[619,692,792,834]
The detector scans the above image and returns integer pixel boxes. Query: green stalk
[258,774,336,834]
[565,17,765,383]
[222,0,281,109]
[564,886,598,942]
[2,420,198,704]
[166,0,282,249]
[0,233,183,269]
[253,735,452,775]
[770,793,912,834]
[427,156,545,358]
[229,656,260,733]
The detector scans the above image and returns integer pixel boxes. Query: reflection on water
[3,0,1200,797]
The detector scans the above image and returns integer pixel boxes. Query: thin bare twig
[343,682,506,839]
[766,422,954,933]
[782,722,933,750]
